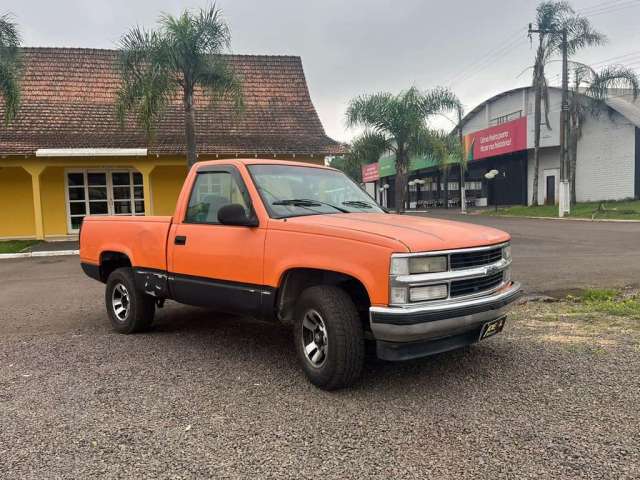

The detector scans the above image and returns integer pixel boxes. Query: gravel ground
[1,257,639,479]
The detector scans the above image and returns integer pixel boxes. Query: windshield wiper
[273,198,350,213]
[342,200,374,209]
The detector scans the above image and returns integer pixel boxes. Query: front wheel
[294,285,365,390]
[105,267,155,334]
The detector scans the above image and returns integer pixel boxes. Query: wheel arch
[275,267,372,328]
[99,251,133,282]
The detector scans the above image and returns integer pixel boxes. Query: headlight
[409,284,448,302]
[390,255,448,275]
[503,245,511,261]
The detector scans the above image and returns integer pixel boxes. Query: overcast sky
[6,0,640,142]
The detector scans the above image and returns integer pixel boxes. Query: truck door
[167,165,268,316]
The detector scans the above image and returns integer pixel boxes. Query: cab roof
[195,158,335,170]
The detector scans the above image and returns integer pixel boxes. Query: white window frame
[64,168,145,234]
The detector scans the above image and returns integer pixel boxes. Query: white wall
[527,147,560,205]
[488,90,525,121]
[576,111,636,202]
[526,111,560,149]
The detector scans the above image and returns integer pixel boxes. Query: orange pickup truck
[80,159,521,389]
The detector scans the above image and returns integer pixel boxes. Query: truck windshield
[248,164,385,218]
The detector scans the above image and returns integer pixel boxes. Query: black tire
[294,285,365,390]
[105,267,155,334]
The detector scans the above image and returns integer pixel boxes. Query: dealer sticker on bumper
[479,316,506,340]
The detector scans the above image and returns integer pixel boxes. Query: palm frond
[0,58,20,125]
[419,86,461,117]
[570,61,595,88]
[348,130,392,164]
[116,26,173,136]
[0,13,20,50]
[116,61,173,137]
[587,65,640,101]
[195,3,231,54]
[412,127,446,160]
[564,16,606,56]
[345,92,395,132]
[0,13,21,124]
[197,55,244,112]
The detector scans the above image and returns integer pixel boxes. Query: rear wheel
[294,285,364,390]
[105,267,155,334]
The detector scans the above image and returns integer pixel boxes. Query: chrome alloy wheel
[111,283,130,322]
[301,309,328,367]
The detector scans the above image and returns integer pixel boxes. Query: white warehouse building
[458,86,640,206]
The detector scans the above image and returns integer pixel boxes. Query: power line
[578,0,640,18]
[442,26,527,87]
[578,0,634,14]
[449,36,528,87]
[588,50,640,68]
[445,29,525,87]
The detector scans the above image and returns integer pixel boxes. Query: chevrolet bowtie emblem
[485,265,500,275]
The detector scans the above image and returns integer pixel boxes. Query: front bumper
[369,281,522,360]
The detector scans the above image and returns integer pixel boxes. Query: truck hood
[285,213,510,252]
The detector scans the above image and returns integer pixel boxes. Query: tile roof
[0,47,345,156]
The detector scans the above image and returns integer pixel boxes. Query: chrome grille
[450,272,503,297]
[450,247,503,270]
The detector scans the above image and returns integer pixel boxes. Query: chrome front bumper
[369,281,522,344]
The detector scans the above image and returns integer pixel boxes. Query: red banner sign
[361,162,380,182]
[464,117,527,161]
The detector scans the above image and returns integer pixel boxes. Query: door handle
[175,235,187,246]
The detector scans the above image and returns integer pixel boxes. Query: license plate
[479,316,506,340]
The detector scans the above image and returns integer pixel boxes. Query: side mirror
[217,203,258,227]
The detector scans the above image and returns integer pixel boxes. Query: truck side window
[185,172,249,224]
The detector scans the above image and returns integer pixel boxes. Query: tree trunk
[394,149,408,213]
[442,167,449,208]
[532,79,542,206]
[184,88,197,168]
[460,164,466,213]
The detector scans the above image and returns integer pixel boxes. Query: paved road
[412,212,640,296]
[1,256,639,479]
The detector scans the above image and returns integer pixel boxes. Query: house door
[545,175,556,205]
[65,169,145,233]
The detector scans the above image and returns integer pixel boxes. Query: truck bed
[80,215,173,270]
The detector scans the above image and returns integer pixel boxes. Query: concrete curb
[0,249,79,260]
[486,215,640,223]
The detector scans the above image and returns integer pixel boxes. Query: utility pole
[528,24,570,217]
[558,27,570,217]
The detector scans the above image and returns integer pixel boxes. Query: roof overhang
[35,148,148,157]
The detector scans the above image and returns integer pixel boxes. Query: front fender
[264,229,396,306]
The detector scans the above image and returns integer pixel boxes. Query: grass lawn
[486,199,640,220]
[512,287,640,350]
[567,288,640,320]
[0,240,41,254]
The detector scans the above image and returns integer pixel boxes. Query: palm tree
[116,4,243,167]
[0,13,21,125]
[530,1,605,205]
[567,64,639,202]
[346,86,460,213]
